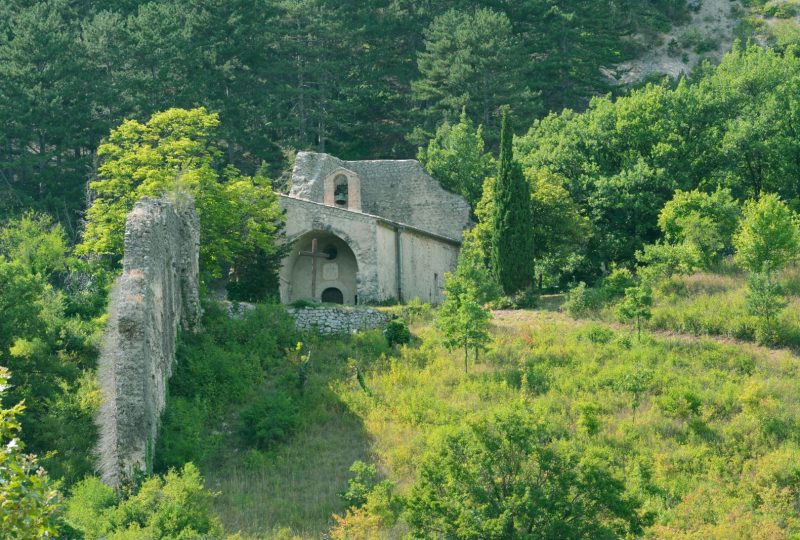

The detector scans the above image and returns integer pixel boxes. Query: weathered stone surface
[288,306,392,335]
[279,196,461,306]
[290,152,472,241]
[96,197,200,487]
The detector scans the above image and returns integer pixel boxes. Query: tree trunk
[464,343,469,373]
[637,314,641,341]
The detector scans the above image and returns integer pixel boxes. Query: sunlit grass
[181,296,800,537]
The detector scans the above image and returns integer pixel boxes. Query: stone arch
[283,230,359,305]
[321,287,344,304]
[324,168,361,211]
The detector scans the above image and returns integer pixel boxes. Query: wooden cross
[298,238,330,299]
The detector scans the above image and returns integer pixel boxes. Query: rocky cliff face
[96,197,200,487]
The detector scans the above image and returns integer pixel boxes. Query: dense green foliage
[385,318,411,347]
[0,367,62,539]
[155,303,298,470]
[519,44,800,277]
[491,109,534,295]
[734,193,800,274]
[405,409,648,538]
[657,188,741,269]
[0,213,104,484]
[64,464,223,539]
[0,0,694,226]
[418,110,495,208]
[79,107,286,292]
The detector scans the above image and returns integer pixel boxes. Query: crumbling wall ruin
[96,197,200,487]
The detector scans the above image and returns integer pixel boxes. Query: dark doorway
[321,287,344,304]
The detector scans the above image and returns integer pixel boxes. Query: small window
[334,174,348,206]
[323,244,338,260]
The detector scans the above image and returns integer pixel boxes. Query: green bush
[238,390,299,450]
[341,461,381,508]
[385,318,411,347]
[600,266,636,299]
[563,282,605,317]
[65,464,223,539]
[581,324,616,344]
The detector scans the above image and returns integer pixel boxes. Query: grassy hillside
[172,299,800,538]
[570,264,800,349]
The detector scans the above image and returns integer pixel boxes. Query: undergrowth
[332,315,800,538]
[155,289,800,538]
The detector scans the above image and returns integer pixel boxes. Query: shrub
[64,464,223,539]
[734,194,800,274]
[385,318,411,347]
[0,367,62,539]
[600,266,636,299]
[238,390,299,450]
[341,461,381,509]
[582,324,616,344]
[563,282,605,317]
[746,273,787,345]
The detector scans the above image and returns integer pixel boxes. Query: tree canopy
[406,409,649,539]
[79,107,286,286]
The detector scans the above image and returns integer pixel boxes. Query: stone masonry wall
[96,197,200,487]
[290,152,472,240]
[288,306,392,335]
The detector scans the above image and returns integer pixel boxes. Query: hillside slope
[611,0,800,85]
[168,302,800,538]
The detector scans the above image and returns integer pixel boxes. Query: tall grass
[331,313,800,537]
[642,269,800,347]
[165,296,800,537]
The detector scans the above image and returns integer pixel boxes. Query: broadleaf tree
[78,108,286,296]
[733,193,800,275]
[418,109,495,209]
[405,408,649,539]
[436,258,493,373]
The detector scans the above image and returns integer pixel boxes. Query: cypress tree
[491,107,535,295]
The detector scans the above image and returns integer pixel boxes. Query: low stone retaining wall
[288,306,392,335]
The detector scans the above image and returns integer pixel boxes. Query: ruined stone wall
[288,306,392,335]
[96,197,200,487]
[290,152,472,240]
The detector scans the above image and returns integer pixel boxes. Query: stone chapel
[278,152,472,305]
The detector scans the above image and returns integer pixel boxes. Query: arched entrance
[321,287,344,304]
[285,231,358,305]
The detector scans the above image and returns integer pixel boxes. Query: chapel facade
[278,152,472,305]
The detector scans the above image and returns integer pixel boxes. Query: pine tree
[491,107,534,295]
